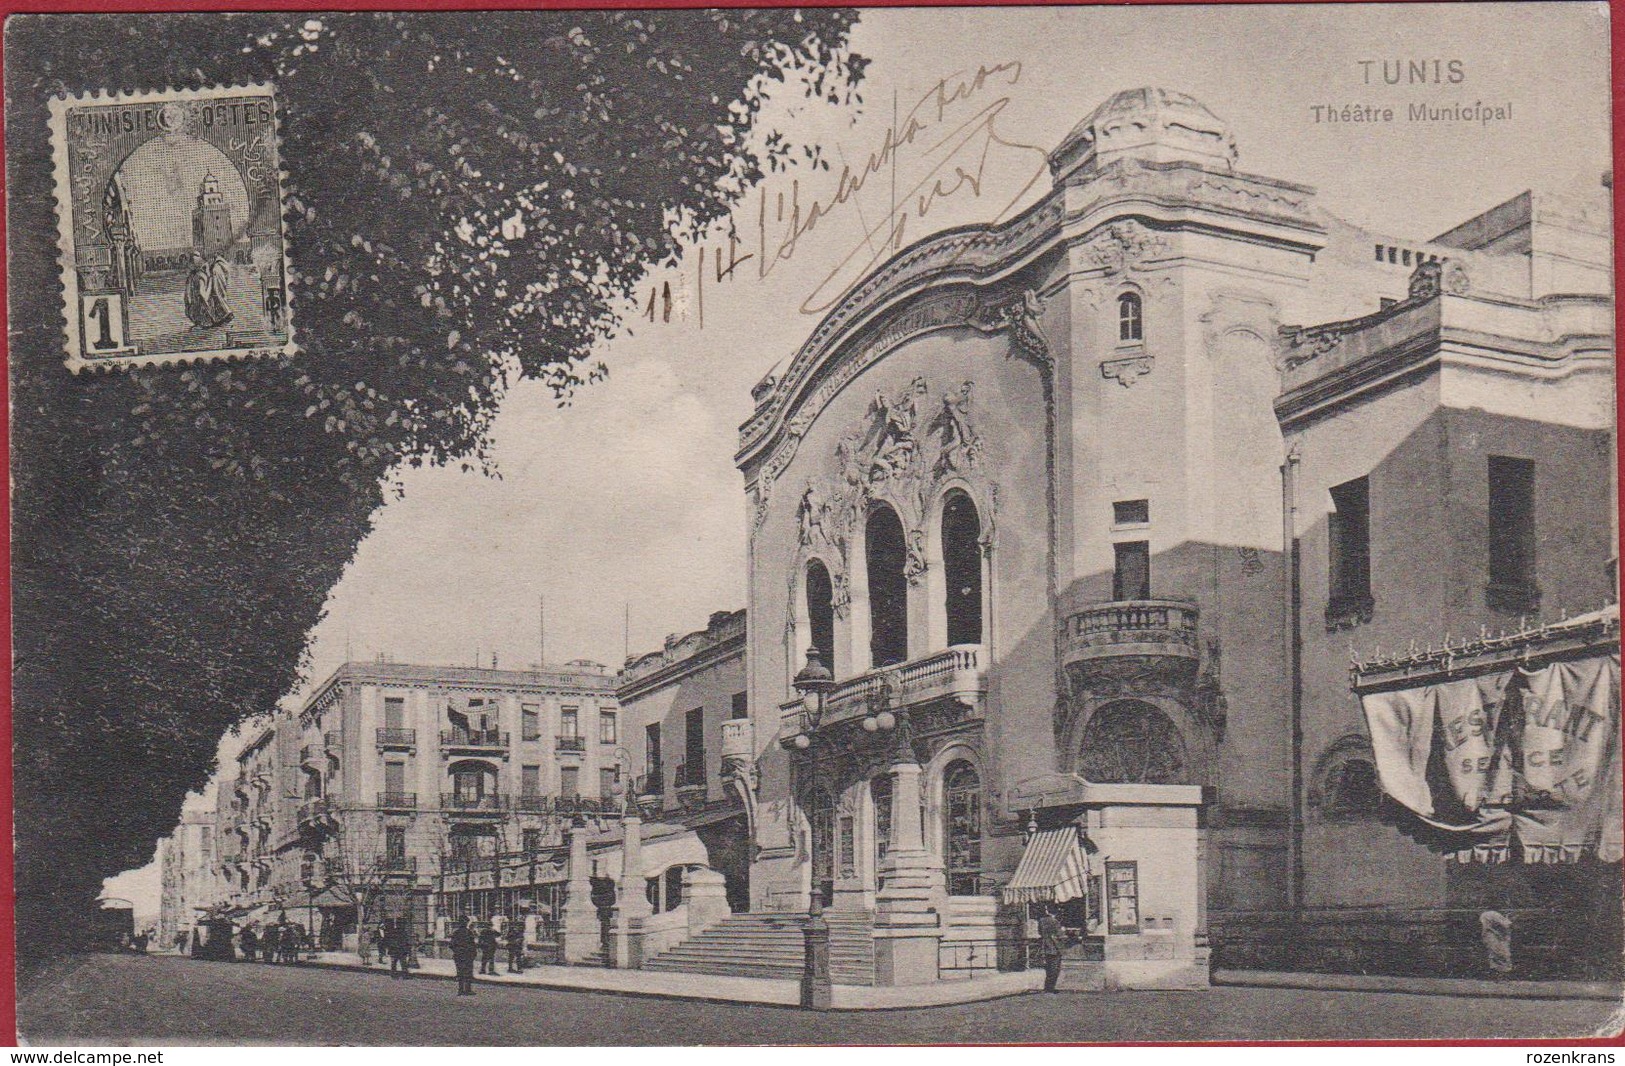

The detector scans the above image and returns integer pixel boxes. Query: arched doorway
[943,760,983,895]
[1077,700,1189,784]
[871,775,893,880]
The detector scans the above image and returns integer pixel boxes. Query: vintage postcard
[6,2,1620,1049]
[48,84,292,372]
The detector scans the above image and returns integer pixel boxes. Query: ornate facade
[734,87,1616,984]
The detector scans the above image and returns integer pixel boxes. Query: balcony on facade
[777,644,988,741]
[1059,600,1199,671]
[376,728,417,750]
[323,730,342,751]
[376,854,418,875]
[440,728,509,753]
[721,718,754,761]
[674,762,707,792]
[515,792,618,815]
[637,769,664,797]
[554,734,586,754]
[377,791,418,811]
[297,797,330,826]
[299,745,322,769]
[440,792,509,815]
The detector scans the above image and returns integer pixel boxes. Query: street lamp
[790,646,835,1010]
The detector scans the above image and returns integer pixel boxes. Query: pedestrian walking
[386,920,412,979]
[240,926,259,962]
[358,923,374,966]
[280,922,298,964]
[450,917,478,996]
[477,922,499,975]
[1037,905,1066,993]
[505,922,525,974]
[261,923,278,963]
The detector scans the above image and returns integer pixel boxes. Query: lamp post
[606,746,649,968]
[790,646,835,1010]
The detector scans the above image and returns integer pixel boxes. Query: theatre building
[711,87,1617,987]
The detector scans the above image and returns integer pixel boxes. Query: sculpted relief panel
[795,374,994,592]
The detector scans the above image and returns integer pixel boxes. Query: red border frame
[0,0,1620,1050]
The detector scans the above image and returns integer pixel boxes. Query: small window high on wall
[1327,475,1373,626]
[1487,455,1538,613]
[866,503,909,668]
[942,490,983,646]
[805,559,835,669]
[1118,291,1143,343]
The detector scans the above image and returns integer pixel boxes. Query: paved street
[16,954,1624,1045]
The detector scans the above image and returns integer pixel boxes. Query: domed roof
[1050,87,1237,182]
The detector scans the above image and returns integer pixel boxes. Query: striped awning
[1001,828,1090,905]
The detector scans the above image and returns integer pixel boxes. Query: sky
[106,2,1613,916]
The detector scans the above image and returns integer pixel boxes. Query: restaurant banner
[1360,654,1621,861]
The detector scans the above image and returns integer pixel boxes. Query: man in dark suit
[1037,905,1066,993]
[477,922,499,975]
[386,920,412,979]
[450,917,478,996]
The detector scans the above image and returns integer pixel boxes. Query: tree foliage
[6,10,862,959]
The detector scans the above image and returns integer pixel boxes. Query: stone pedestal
[872,761,946,986]
[615,815,652,968]
[684,867,731,937]
[561,821,599,963]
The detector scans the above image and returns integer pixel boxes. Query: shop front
[1007,775,1210,990]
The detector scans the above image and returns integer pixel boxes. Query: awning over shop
[1355,616,1621,865]
[1001,827,1091,905]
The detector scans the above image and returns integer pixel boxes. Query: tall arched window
[805,560,835,671]
[943,760,983,896]
[1118,291,1143,343]
[866,503,909,667]
[808,788,835,907]
[942,491,983,646]
[871,775,893,872]
[1077,701,1187,784]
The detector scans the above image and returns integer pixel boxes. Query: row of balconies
[369,727,595,754]
[368,791,621,815]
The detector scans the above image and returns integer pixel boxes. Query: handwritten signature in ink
[755,60,1050,315]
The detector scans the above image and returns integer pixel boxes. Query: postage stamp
[48,85,294,373]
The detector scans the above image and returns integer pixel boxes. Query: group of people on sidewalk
[447,917,527,996]
[237,920,308,965]
[358,919,418,978]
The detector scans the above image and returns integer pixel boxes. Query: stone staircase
[642,910,876,985]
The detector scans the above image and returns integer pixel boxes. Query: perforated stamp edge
[47,82,298,375]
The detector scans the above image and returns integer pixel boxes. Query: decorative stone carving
[1408,260,1444,300]
[797,481,827,546]
[869,378,929,485]
[1084,221,1170,276]
[1444,262,1471,295]
[932,381,982,477]
[1101,353,1155,387]
[905,528,928,586]
[1004,288,1050,367]
[795,374,990,586]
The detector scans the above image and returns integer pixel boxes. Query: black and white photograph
[5,2,1621,1047]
